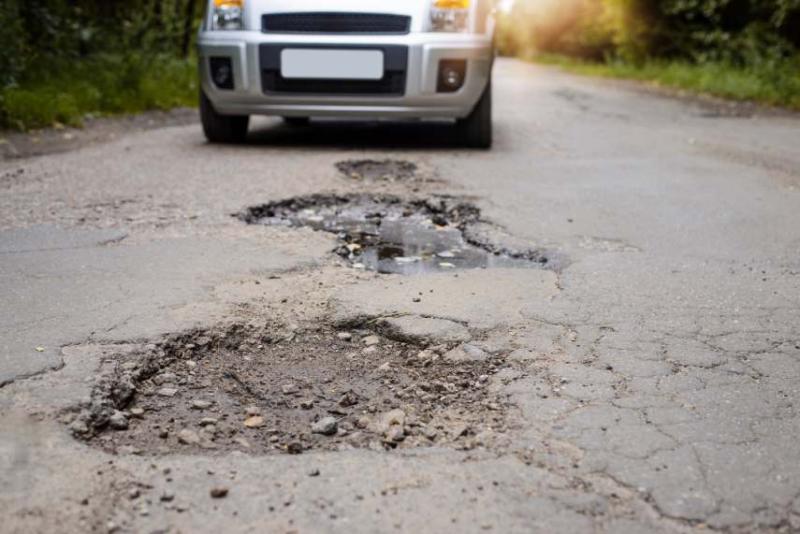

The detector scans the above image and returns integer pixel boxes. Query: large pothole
[69,323,512,456]
[239,194,555,275]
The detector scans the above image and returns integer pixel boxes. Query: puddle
[336,159,418,182]
[71,325,509,456]
[240,194,551,275]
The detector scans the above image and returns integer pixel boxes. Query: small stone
[363,335,381,347]
[377,362,391,372]
[154,373,177,385]
[384,426,405,443]
[191,400,213,410]
[417,350,436,361]
[287,442,304,454]
[158,429,169,439]
[70,420,90,435]
[444,344,489,363]
[338,391,359,408]
[109,411,129,431]
[355,416,371,429]
[244,416,265,429]
[210,487,229,499]
[337,332,353,341]
[129,407,145,418]
[282,384,299,395]
[199,418,218,426]
[245,406,261,416]
[160,491,175,502]
[233,437,251,449]
[157,387,178,397]
[308,469,321,477]
[178,429,201,445]
[185,360,197,369]
[300,400,314,410]
[128,488,141,500]
[377,409,406,433]
[311,417,338,436]
[449,423,471,439]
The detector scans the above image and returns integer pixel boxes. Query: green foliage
[0,0,28,86]
[0,0,203,129]
[500,0,800,107]
[1,55,197,130]
[501,0,800,63]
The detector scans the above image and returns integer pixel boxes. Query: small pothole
[69,324,511,456]
[336,159,418,182]
[239,194,555,274]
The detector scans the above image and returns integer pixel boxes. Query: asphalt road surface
[1,59,799,533]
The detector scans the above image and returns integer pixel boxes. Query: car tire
[200,91,249,144]
[282,117,311,127]
[456,79,492,149]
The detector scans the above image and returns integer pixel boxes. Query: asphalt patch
[239,194,553,274]
[70,324,510,456]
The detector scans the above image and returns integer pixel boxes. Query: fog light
[437,59,466,93]
[210,57,234,90]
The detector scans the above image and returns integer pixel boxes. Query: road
[1,59,799,533]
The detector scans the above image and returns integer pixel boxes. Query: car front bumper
[198,31,493,119]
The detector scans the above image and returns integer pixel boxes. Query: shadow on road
[242,119,469,151]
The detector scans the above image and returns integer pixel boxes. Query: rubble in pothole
[336,159,419,182]
[239,193,556,274]
[66,324,513,456]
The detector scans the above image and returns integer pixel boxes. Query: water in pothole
[241,194,547,275]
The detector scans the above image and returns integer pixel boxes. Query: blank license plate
[280,49,384,80]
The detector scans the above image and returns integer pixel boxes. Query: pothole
[69,324,511,456]
[239,194,555,274]
[336,159,418,182]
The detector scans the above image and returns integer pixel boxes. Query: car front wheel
[456,80,492,149]
[200,91,249,144]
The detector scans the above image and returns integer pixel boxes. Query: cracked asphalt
[1,59,800,533]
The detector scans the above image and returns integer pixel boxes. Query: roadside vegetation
[498,0,800,110]
[0,0,202,131]
[2,1,798,130]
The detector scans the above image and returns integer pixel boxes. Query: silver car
[197,0,495,147]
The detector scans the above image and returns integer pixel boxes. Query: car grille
[262,13,411,34]
[259,44,409,96]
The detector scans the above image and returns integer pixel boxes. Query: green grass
[0,54,198,131]
[529,53,800,110]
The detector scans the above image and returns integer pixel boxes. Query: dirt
[71,323,514,457]
[0,108,197,161]
[239,193,553,274]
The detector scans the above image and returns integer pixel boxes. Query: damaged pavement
[2,60,800,533]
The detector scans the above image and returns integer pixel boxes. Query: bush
[0,55,198,130]
[0,0,28,86]
[500,0,800,64]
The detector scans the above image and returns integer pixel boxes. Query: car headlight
[211,0,244,31]
[430,0,471,33]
